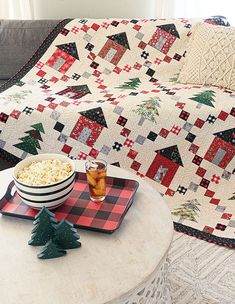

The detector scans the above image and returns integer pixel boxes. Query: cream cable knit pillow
[178,23,235,90]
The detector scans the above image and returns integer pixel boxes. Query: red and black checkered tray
[0,172,139,233]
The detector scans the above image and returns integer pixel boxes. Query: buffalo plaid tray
[0,172,139,233]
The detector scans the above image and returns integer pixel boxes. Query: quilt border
[174,223,235,248]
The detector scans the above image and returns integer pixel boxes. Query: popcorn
[17,159,72,186]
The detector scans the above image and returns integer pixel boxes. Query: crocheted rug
[0,17,234,247]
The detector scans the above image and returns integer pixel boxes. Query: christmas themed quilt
[0,17,234,247]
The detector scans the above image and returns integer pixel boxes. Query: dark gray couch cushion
[0,20,60,80]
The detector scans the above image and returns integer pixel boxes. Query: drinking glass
[85,159,107,202]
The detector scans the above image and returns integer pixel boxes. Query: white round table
[0,161,173,304]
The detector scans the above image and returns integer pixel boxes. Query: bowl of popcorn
[13,154,76,209]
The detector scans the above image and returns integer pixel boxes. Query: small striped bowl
[13,154,76,209]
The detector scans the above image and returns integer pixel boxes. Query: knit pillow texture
[178,23,235,91]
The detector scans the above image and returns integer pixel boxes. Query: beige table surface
[0,161,173,304]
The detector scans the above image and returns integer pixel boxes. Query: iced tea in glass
[85,160,107,202]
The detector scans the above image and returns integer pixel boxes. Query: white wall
[32,0,156,19]
[172,0,235,25]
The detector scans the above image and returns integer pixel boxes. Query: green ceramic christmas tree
[54,219,81,249]
[117,78,141,90]
[133,96,161,126]
[14,123,45,155]
[189,90,216,107]
[172,199,201,223]
[37,239,66,259]
[28,207,57,246]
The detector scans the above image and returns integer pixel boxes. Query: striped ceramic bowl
[13,154,76,209]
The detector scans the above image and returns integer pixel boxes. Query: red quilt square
[210,198,220,205]
[133,24,141,31]
[113,67,122,74]
[60,101,69,107]
[62,144,72,154]
[61,75,69,82]
[127,149,138,159]
[163,55,172,63]
[91,23,100,31]
[221,213,232,220]
[89,148,99,158]
[133,62,142,70]
[204,189,215,197]
[165,189,175,196]
[131,160,141,171]
[50,76,59,83]
[37,104,45,112]
[189,144,199,154]
[218,111,229,121]
[138,41,147,50]
[194,118,205,128]
[159,128,169,138]
[93,70,101,77]
[48,102,58,110]
[203,226,214,234]
[10,110,21,119]
[120,127,131,137]
[196,167,206,177]
[124,138,134,148]
[154,57,162,65]
[37,70,46,77]
[81,25,89,32]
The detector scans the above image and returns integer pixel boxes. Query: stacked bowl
[13,154,76,209]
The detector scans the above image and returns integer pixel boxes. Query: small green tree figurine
[28,207,57,246]
[189,90,216,107]
[37,239,66,259]
[133,96,161,126]
[172,199,201,223]
[117,78,141,90]
[54,219,81,249]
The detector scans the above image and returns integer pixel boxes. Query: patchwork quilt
[0,17,234,247]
